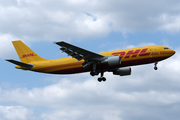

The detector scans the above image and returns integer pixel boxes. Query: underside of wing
[55,41,107,62]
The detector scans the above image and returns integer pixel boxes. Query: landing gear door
[152,47,159,56]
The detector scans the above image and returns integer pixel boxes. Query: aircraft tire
[98,78,102,82]
[154,67,158,70]
[102,77,106,82]
[90,71,95,76]
[90,71,99,76]
[98,77,106,82]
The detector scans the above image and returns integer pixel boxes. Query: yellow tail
[12,40,47,63]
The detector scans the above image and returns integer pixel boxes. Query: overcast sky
[1,0,180,120]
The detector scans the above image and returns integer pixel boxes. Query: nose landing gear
[154,61,158,70]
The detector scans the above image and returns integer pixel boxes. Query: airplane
[6,40,175,82]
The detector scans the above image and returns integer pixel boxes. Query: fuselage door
[152,47,159,56]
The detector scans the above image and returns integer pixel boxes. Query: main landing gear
[90,63,99,76]
[90,71,106,82]
[90,63,106,82]
[154,61,158,70]
[97,71,106,82]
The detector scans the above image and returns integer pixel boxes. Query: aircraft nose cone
[170,50,176,56]
[172,50,176,55]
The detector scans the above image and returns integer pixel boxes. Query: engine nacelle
[101,56,121,66]
[113,67,131,76]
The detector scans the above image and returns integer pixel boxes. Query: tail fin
[12,40,47,63]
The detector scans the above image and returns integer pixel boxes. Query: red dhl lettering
[112,52,126,58]
[139,48,150,56]
[20,53,37,58]
[124,49,141,58]
[112,48,151,58]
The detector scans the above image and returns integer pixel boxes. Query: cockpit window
[164,47,169,50]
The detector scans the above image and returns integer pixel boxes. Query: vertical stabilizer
[12,40,47,63]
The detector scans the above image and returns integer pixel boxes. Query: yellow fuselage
[16,46,175,74]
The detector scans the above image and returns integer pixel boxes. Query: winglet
[6,59,33,69]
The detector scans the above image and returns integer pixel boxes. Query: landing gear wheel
[97,77,106,82]
[90,71,99,76]
[102,77,106,82]
[154,67,158,70]
[98,78,102,82]
[90,71,95,76]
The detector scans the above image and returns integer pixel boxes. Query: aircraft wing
[55,41,107,67]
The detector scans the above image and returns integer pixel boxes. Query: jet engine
[101,56,121,66]
[113,67,131,76]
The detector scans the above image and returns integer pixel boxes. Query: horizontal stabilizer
[6,59,33,69]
